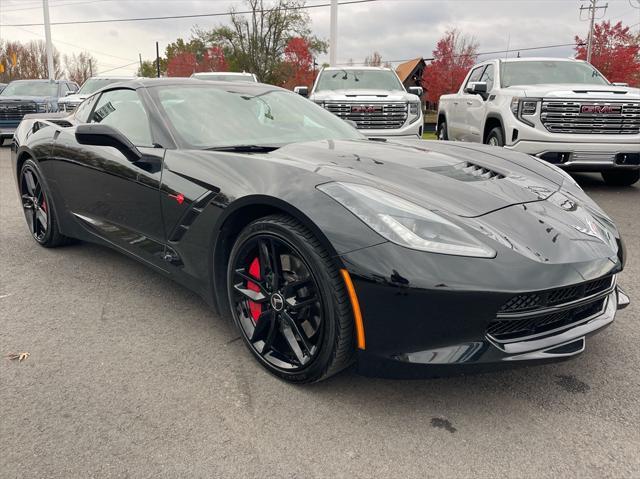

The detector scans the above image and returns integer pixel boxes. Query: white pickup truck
[437,57,640,186]
[295,66,424,138]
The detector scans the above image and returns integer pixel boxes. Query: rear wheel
[486,127,505,147]
[227,215,354,383]
[437,119,448,140]
[19,159,72,247]
[601,170,640,187]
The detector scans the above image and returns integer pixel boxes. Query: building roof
[395,58,424,83]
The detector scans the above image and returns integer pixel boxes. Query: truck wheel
[437,120,448,140]
[601,170,640,187]
[486,127,504,147]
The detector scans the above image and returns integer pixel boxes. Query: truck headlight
[510,97,540,126]
[408,101,421,124]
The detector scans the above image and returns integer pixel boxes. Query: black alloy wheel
[19,160,71,247]
[227,215,354,383]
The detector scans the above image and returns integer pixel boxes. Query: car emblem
[580,105,622,114]
[270,293,284,311]
[351,105,382,113]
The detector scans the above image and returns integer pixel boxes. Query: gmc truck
[437,57,640,186]
[295,66,424,138]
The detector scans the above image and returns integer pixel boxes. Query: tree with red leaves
[198,46,229,73]
[280,37,316,90]
[422,29,478,107]
[575,21,640,87]
[166,51,199,77]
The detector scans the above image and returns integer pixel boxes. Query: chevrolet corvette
[11,79,630,382]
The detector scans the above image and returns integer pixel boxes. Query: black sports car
[11,78,630,383]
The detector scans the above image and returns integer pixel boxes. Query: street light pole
[329,0,338,66]
[42,0,55,79]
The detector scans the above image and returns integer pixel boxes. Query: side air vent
[423,162,506,182]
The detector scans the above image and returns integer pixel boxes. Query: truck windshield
[501,61,610,87]
[193,73,256,82]
[315,70,403,92]
[0,81,58,97]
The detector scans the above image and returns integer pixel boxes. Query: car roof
[9,79,70,83]
[103,77,284,92]
[499,57,584,63]
[192,72,253,76]
[322,66,393,71]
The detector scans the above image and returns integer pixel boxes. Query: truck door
[463,64,495,143]
[450,65,485,140]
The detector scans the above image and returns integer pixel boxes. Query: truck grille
[0,101,38,122]
[540,100,640,135]
[488,275,614,343]
[323,102,407,129]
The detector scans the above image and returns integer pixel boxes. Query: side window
[70,83,79,92]
[60,83,71,96]
[74,94,99,123]
[480,64,495,91]
[90,89,153,147]
[465,66,486,89]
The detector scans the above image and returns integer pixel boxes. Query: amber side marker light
[340,269,366,350]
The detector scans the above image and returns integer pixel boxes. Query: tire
[19,159,73,248]
[601,170,640,187]
[437,119,448,140]
[227,214,354,383]
[486,127,504,147]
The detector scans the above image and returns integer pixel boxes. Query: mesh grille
[323,102,408,129]
[0,101,38,121]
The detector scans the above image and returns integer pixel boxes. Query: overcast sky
[1,0,639,76]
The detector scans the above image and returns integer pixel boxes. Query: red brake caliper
[41,199,47,213]
[247,257,262,322]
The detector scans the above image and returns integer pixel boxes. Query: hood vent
[423,161,505,182]
[572,90,627,94]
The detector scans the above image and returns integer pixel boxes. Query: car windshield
[79,78,128,95]
[153,85,364,149]
[315,69,404,91]
[193,74,256,82]
[0,81,58,97]
[501,61,610,87]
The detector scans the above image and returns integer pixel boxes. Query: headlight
[317,182,496,258]
[510,97,539,126]
[408,101,421,124]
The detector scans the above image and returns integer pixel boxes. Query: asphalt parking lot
[1,144,639,478]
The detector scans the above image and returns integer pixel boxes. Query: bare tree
[364,51,383,67]
[194,0,326,84]
[65,52,96,85]
[0,40,63,80]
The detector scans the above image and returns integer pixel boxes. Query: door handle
[453,101,459,106]
[466,101,473,105]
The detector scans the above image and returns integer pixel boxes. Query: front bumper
[0,125,17,140]
[340,241,628,378]
[362,119,423,139]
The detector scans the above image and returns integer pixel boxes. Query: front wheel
[437,120,448,140]
[485,127,505,147]
[601,170,640,186]
[227,215,354,383]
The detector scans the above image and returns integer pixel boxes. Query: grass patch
[422,131,437,140]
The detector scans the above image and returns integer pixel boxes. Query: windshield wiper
[206,145,281,153]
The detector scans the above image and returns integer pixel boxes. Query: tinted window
[90,89,152,146]
[0,81,58,97]
[465,66,486,89]
[480,64,495,91]
[79,78,130,95]
[152,85,363,149]
[68,83,79,92]
[501,61,610,87]
[192,74,256,82]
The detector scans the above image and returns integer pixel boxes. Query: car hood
[505,83,640,99]
[311,89,414,102]
[272,139,565,218]
[59,93,88,103]
[270,139,618,263]
[0,95,54,103]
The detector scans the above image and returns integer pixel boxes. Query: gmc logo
[580,105,622,114]
[351,105,382,113]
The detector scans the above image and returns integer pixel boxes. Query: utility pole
[579,0,608,63]
[42,0,55,80]
[155,41,161,78]
[89,58,93,77]
[329,0,338,66]
[139,53,143,74]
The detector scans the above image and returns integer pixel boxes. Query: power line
[1,0,104,13]
[0,0,378,27]
[336,41,587,65]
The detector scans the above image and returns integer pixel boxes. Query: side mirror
[464,81,488,95]
[294,86,309,97]
[408,86,423,97]
[612,82,628,87]
[75,123,143,163]
[65,91,75,96]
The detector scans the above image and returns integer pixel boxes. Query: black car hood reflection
[274,139,563,218]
